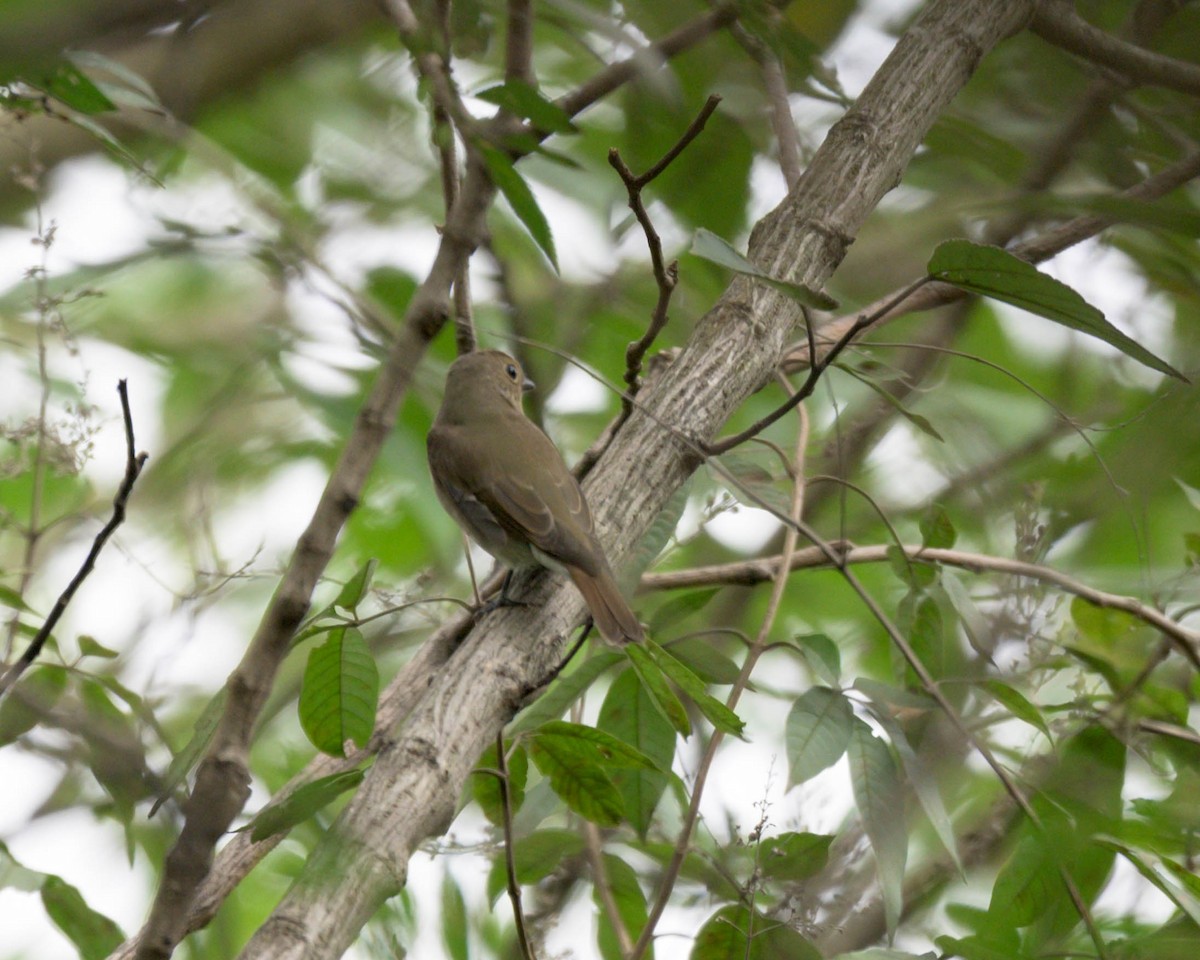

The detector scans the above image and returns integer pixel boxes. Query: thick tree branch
[1032,0,1200,95]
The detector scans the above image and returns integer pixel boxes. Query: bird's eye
[505,364,518,381]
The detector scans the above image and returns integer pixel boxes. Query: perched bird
[427,350,643,645]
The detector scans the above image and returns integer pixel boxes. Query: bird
[427,349,644,645]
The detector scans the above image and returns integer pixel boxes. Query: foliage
[2,2,1200,960]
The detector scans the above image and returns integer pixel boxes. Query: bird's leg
[472,569,533,618]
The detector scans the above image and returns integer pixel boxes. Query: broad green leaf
[595,854,650,960]
[690,903,821,960]
[665,637,740,685]
[691,228,838,309]
[598,669,675,836]
[645,640,744,737]
[480,145,558,270]
[626,642,690,737]
[758,831,834,882]
[989,834,1056,928]
[41,875,124,960]
[528,727,625,826]
[475,81,577,134]
[531,721,659,771]
[299,627,379,757]
[848,719,907,935]
[473,742,528,827]
[928,240,1184,380]
[244,769,366,842]
[785,686,854,787]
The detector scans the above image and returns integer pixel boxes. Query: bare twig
[0,380,148,700]
[583,820,633,958]
[496,729,538,960]
[611,95,721,413]
[505,0,535,88]
[639,543,1200,668]
[706,277,931,455]
[1031,0,1200,95]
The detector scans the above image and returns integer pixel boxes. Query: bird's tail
[568,564,644,645]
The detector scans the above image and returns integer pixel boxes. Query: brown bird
[427,350,643,645]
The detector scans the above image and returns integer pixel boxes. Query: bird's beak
[522,376,535,393]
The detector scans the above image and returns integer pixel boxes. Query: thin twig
[0,380,148,700]
[496,729,537,960]
[631,397,810,960]
[729,21,802,190]
[505,0,535,88]
[611,94,722,415]
[706,277,931,455]
[639,543,1200,668]
[584,820,633,957]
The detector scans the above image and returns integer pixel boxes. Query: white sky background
[0,1,1180,957]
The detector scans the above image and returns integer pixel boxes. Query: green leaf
[848,718,907,935]
[866,705,962,874]
[649,587,721,634]
[475,81,577,134]
[598,669,675,837]
[1094,839,1200,928]
[794,633,841,686]
[785,686,854,787]
[626,642,690,737]
[333,558,378,614]
[77,635,119,660]
[473,742,528,827]
[442,871,469,960]
[665,637,741,685]
[989,834,1056,928]
[509,651,623,734]
[841,366,944,442]
[982,680,1052,742]
[531,720,659,771]
[691,229,838,310]
[0,840,46,892]
[528,726,625,826]
[928,240,1185,380]
[38,62,116,114]
[920,503,956,549]
[244,769,366,842]
[299,627,379,757]
[644,640,744,737]
[0,584,35,613]
[691,903,821,960]
[150,689,227,817]
[594,854,650,960]
[758,831,834,882]
[40,875,125,960]
[0,664,68,746]
[480,145,558,270]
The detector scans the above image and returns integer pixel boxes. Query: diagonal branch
[1031,0,1200,96]
[0,380,148,700]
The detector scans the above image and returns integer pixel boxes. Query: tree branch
[1031,0,1200,96]
[639,543,1200,667]
[0,380,148,700]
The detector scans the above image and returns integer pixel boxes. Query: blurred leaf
[692,229,838,309]
[785,686,854,787]
[758,831,834,882]
[476,81,577,134]
[244,768,366,842]
[77,635,118,660]
[848,718,906,935]
[644,640,744,737]
[0,664,67,746]
[649,587,720,634]
[509,651,623,734]
[794,633,841,686]
[982,680,1052,742]
[299,627,379,757]
[37,61,115,114]
[40,875,124,960]
[666,637,740,685]
[150,690,226,817]
[598,669,675,837]
[690,903,821,960]
[920,503,956,549]
[472,741,528,827]
[595,854,650,960]
[442,871,469,960]
[480,145,558,270]
[333,558,378,615]
[928,240,1185,380]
